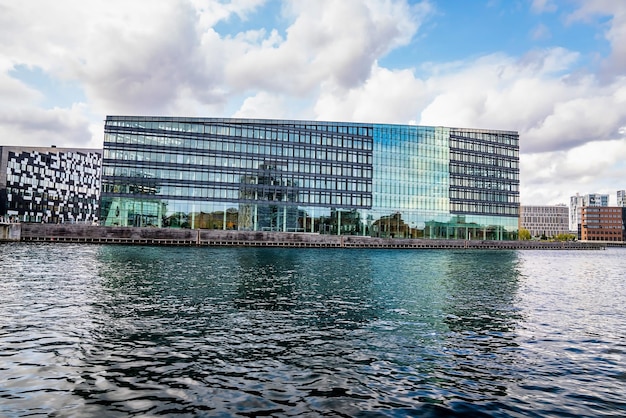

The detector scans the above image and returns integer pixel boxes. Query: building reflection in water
[439,250,524,399]
[232,248,380,329]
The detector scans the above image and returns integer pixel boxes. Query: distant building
[519,204,569,238]
[617,190,626,207]
[580,206,625,242]
[569,193,609,232]
[0,146,101,224]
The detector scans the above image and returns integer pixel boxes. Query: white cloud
[314,64,427,123]
[418,48,626,154]
[0,0,625,206]
[521,139,626,205]
[530,23,552,41]
[565,0,626,80]
[225,0,426,95]
[530,0,557,14]
[232,91,290,119]
[189,0,268,28]
[0,0,430,130]
[0,105,94,148]
[0,71,43,108]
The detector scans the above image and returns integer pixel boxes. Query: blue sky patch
[9,65,86,109]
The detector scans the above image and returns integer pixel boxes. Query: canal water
[0,243,624,417]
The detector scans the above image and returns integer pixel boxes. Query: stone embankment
[0,222,21,241]
[7,223,606,250]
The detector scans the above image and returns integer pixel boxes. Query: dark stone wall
[17,223,609,250]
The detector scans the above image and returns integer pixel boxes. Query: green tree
[554,233,576,242]
[519,228,531,240]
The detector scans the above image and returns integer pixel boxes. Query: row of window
[373,182,447,196]
[372,195,449,213]
[521,217,568,223]
[102,164,373,184]
[103,174,372,194]
[8,153,100,165]
[584,235,624,241]
[7,202,97,216]
[108,118,375,137]
[9,173,90,184]
[450,189,518,203]
[102,183,371,208]
[108,124,373,149]
[7,198,97,211]
[451,202,519,216]
[8,164,100,178]
[450,138,519,155]
[5,188,98,202]
[450,165,518,180]
[450,151,518,168]
[104,143,371,165]
[451,131,519,147]
[7,178,97,192]
[376,150,448,165]
[375,132,448,148]
[583,217,623,223]
[521,208,568,214]
[450,177,519,191]
[376,167,449,186]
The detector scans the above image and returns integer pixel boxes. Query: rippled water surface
[1,243,625,417]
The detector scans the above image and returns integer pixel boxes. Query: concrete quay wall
[0,222,21,241]
[17,223,606,250]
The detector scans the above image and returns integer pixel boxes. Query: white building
[520,205,569,238]
[569,193,609,232]
[617,190,626,207]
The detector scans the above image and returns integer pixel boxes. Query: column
[338,210,342,236]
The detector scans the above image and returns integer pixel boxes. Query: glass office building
[101,116,519,240]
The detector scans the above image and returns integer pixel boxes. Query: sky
[1,0,625,206]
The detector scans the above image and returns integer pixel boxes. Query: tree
[519,228,531,240]
[554,233,576,242]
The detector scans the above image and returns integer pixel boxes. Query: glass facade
[101,116,519,239]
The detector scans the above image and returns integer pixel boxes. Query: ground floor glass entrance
[101,197,518,240]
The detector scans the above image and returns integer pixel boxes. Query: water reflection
[443,250,523,333]
[80,247,388,416]
[233,248,300,311]
[436,250,524,405]
[2,244,624,417]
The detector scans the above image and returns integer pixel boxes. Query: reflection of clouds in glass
[373,125,450,212]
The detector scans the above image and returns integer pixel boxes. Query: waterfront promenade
[1,223,607,250]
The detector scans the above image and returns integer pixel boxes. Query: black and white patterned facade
[0,146,102,223]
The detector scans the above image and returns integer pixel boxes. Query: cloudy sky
[1,0,625,205]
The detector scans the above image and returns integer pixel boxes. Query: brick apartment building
[580,206,625,242]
